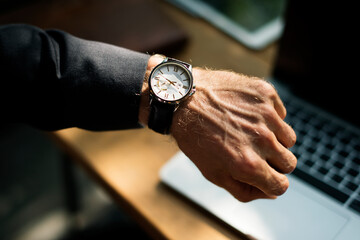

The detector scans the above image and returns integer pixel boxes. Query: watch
[148,57,195,134]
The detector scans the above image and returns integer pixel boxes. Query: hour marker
[179,91,183,96]
[180,71,185,75]
[167,66,169,71]
[173,66,179,72]
[183,79,189,81]
[159,70,163,74]
[183,86,189,89]
[157,90,162,94]
[164,93,169,99]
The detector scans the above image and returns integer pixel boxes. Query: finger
[267,113,297,148]
[253,127,297,173]
[262,166,290,196]
[276,121,297,148]
[253,79,286,119]
[229,149,290,197]
[266,139,298,174]
[262,81,287,119]
[222,175,277,202]
[272,95,287,120]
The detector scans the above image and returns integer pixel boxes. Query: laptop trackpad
[234,181,348,240]
[160,152,348,240]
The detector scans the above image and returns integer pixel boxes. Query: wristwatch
[148,57,195,134]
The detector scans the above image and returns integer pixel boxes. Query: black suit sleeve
[0,24,150,131]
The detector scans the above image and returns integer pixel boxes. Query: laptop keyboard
[282,95,360,214]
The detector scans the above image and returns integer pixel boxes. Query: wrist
[171,67,204,136]
[139,54,165,126]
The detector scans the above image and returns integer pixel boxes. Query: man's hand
[140,55,297,202]
[171,68,297,202]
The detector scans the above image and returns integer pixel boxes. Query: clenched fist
[171,68,297,202]
[141,55,297,202]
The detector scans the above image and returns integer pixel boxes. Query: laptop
[160,1,360,239]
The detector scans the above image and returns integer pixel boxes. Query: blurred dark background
[0,0,188,54]
[0,0,189,239]
[0,124,152,240]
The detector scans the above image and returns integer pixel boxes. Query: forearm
[0,24,149,130]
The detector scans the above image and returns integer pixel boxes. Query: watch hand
[159,75,180,89]
[159,75,176,85]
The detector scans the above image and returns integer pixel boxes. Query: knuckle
[240,150,261,176]
[256,125,274,143]
[289,129,297,147]
[256,80,276,97]
[261,104,277,120]
[273,176,289,196]
[281,160,297,174]
[275,148,298,174]
[286,153,298,173]
[281,104,288,119]
[229,160,245,179]
[261,113,279,134]
[229,149,259,180]
[281,123,297,148]
[244,122,272,140]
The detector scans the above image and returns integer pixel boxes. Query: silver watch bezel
[148,58,195,105]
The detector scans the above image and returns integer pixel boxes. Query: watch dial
[150,63,192,101]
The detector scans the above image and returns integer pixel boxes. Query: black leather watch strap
[148,100,176,134]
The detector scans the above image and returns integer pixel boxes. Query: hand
[171,68,297,202]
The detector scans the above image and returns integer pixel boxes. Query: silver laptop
[160,1,360,239]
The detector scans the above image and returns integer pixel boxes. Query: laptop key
[349,199,360,214]
[313,120,325,130]
[334,161,344,169]
[317,166,329,175]
[340,136,351,144]
[339,150,349,158]
[306,146,316,154]
[354,144,360,151]
[352,157,360,165]
[347,168,359,177]
[292,168,350,203]
[320,154,330,161]
[312,136,321,143]
[345,181,358,191]
[304,160,315,167]
[331,174,343,183]
[325,127,338,137]
[325,143,335,150]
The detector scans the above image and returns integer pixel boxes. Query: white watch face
[150,62,192,102]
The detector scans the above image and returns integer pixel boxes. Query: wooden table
[49,1,278,239]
